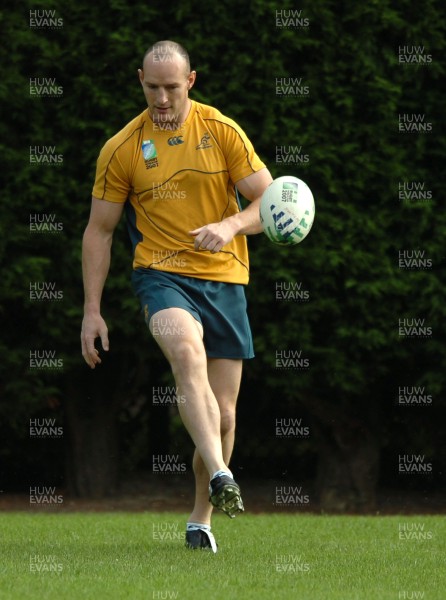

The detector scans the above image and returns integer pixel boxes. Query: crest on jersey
[142,139,159,169]
[196,132,212,150]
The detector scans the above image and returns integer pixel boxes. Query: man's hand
[81,313,109,369]
[189,220,238,253]
[189,169,273,250]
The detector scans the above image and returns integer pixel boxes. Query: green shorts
[131,268,254,359]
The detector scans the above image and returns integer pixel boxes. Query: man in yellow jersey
[81,41,272,553]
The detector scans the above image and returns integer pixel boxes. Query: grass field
[0,512,444,600]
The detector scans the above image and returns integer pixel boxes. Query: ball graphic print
[260,176,315,245]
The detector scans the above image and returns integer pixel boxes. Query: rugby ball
[260,176,315,245]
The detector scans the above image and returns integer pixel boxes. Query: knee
[220,408,236,437]
[168,339,206,378]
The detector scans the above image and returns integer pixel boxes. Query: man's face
[138,53,196,126]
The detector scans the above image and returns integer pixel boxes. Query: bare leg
[188,358,243,526]
[149,308,228,476]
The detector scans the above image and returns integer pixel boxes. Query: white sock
[211,469,233,481]
[187,522,211,532]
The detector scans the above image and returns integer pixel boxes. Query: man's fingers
[189,227,202,236]
[100,329,109,352]
[85,334,98,357]
[195,233,223,253]
[190,229,203,251]
[80,334,93,368]
[193,231,214,251]
[190,223,230,252]
[81,335,100,369]
[81,315,109,368]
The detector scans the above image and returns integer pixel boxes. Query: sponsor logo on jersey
[167,135,184,146]
[142,139,159,169]
[196,132,212,150]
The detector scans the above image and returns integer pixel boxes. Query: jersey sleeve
[92,138,131,203]
[211,118,266,184]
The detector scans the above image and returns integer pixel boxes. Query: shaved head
[142,40,191,75]
[138,40,196,127]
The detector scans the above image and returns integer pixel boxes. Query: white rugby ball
[260,176,315,245]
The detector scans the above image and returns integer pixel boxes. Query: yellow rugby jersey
[92,100,266,284]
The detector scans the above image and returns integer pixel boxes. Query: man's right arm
[81,197,125,368]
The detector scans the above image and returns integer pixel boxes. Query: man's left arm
[190,168,273,253]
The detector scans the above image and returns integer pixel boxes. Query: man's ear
[187,70,197,90]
